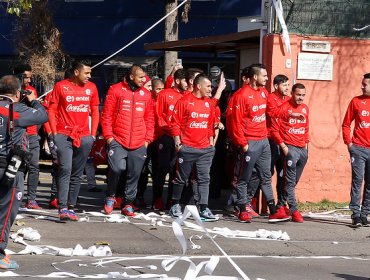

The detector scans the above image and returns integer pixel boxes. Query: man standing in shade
[13,64,43,210]
[0,75,48,269]
[342,73,370,227]
[153,69,188,210]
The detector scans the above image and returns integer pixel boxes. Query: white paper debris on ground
[11,227,41,242]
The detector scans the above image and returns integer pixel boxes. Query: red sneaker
[291,210,304,223]
[268,207,290,223]
[59,208,70,221]
[104,197,115,215]
[122,205,136,217]
[49,198,58,209]
[282,206,291,217]
[153,197,165,211]
[238,211,252,223]
[245,205,260,218]
[25,200,42,210]
[113,197,122,209]
[67,210,79,221]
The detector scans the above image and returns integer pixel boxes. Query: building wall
[0,0,261,57]
[263,33,370,202]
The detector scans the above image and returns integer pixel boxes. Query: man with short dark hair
[152,69,188,210]
[266,74,290,213]
[185,68,204,92]
[342,73,370,227]
[227,63,290,223]
[101,65,154,217]
[48,59,100,221]
[0,75,48,270]
[13,64,43,210]
[271,83,309,223]
[169,74,217,220]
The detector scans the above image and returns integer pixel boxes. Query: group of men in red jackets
[14,59,370,228]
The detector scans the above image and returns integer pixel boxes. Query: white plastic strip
[2,254,369,278]
[272,0,291,54]
[23,209,290,241]
[165,205,250,280]
[353,24,370,31]
[303,209,352,222]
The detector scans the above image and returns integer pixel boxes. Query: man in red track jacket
[169,74,217,220]
[271,83,309,223]
[266,74,290,214]
[227,63,290,223]
[342,72,370,227]
[153,69,188,210]
[101,65,154,217]
[49,60,99,221]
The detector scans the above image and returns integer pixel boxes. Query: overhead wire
[38,0,188,100]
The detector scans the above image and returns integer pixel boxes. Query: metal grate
[282,0,370,39]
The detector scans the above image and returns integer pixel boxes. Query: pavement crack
[286,241,315,254]
[132,223,170,243]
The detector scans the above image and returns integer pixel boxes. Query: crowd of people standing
[0,58,369,270]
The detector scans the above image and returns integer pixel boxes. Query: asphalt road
[2,167,370,280]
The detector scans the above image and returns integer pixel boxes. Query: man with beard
[48,60,99,221]
[271,83,309,223]
[152,69,188,210]
[227,64,290,223]
[266,74,291,214]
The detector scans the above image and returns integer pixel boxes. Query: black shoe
[361,216,369,227]
[351,216,362,228]
[88,187,102,192]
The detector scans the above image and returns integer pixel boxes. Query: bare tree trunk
[164,0,178,79]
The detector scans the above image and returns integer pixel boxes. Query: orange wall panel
[263,34,370,203]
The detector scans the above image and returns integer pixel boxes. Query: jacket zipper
[128,91,135,149]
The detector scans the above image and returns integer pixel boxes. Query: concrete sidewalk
[4,166,370,279]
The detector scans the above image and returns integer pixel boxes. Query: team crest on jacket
[85,89,91,95]
[245,155,250,162]
[139,90,145,96]
[205,102,209,108]
[109,149,114,157]
[351,157,355,163]
[17,192,22,201]
[178,158,184,164]
[261,92,266,98]
[287,160,292,166]
[302,108,307,114]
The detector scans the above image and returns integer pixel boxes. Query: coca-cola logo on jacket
[66,104,89,113]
